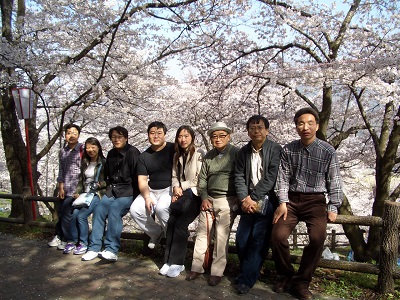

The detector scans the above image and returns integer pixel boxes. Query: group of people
[48,107,343,300]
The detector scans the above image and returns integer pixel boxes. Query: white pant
[130,187,171,240]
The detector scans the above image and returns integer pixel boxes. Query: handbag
[72,192,95,208]
[72,163,102,208]
[239,194,275,215]
[252,195,269,215]
[203,210,215,271]
[169,158,194,215]
[170,189,193,215]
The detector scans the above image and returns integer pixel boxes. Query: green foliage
[0,199,11,218]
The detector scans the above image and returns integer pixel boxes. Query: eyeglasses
[248,126,266,132]
[111,135,125,140]
[211,134,228,140]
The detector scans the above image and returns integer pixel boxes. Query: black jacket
[105,143,140,198]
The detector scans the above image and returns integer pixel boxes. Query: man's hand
[58,185,65,199]
[241,196,257,214]
[201,199,212,211]
[327,211,337,222]
[145,196,156,213]
[273,203,287,224]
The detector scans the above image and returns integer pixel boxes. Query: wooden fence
[0,193,399,294]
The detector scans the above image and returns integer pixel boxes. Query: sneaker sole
[99,254,118,261]
[166,268,185,278]
[100,257,118,261]
[82,256,98,261]
[98,252,118,261]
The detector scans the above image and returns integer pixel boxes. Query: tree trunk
[339,194,371,262]
[0,0,37,218]
[378,201,400,293]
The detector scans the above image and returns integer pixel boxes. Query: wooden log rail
[0,194,399,293]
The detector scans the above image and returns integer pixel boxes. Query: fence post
[331,229,336,250]
[378,201,400,294]
[22,187,34,224]
[293,228,298,249]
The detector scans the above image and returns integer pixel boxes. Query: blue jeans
[88,195,133,254]
[235,200,273,288]
[68,195,100,245]
[55,196,74,242]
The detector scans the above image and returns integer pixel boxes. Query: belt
[288,192,325,196]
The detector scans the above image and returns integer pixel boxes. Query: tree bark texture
[378,201,400,293]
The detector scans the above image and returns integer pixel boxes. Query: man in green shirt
[186,122,239,286]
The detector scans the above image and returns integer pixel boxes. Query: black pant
[55,196,74,242]
[164,196,201,265]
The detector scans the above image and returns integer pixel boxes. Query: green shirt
[198,144,239,200]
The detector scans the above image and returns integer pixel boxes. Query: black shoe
[208,275,222,286]
[274,276,292,293]
[185,271,201,281]
[235,283,251,295]
[289,286,313,300]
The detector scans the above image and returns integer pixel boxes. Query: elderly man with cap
[186,122,239,286]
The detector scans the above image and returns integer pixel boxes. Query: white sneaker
[159,263,170,276]
[57,241,67,250]
[99,250,118,261]
[166,265,185,278]
[81,250,99,261]
[47,236,61,247]
[148,233,163,249]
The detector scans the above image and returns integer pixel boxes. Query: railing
[290,228,348,250]
[0,193,399,294]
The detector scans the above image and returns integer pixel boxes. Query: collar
[298,138,319,152]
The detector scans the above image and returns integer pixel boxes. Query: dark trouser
[235,200,273,288]
[55,196,74,242]
[164,196,201,265]
[271,193,327,289]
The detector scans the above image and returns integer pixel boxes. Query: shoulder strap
[79,144,84,159]
[94,163,102,182]
[177,161,182,187]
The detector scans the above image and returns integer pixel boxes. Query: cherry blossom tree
[170,0,399,261]
[0,0,224,217]
[1,0,399,263]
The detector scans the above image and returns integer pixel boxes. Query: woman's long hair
[174,125,196,167]
[83,137,105,162]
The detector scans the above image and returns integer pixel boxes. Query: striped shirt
[275,138,343,213]
[57,143,83,196]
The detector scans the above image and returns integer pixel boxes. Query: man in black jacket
[82,126,140,262]
[234,115,282,294]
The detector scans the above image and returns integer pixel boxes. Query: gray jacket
[234,139,282,204]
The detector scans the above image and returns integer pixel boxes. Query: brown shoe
[274,276,292,293]
[289,287,313,300]
[208,275,222,286]
[185,271,201,281]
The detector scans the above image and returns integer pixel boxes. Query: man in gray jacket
[234,115,282,294]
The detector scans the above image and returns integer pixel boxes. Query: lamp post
[11,87,36,220]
